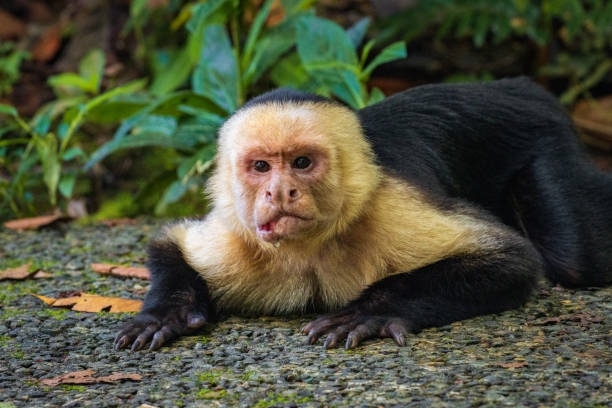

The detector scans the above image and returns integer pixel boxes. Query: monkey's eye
[293,156,311,169]
[254,160,270,173]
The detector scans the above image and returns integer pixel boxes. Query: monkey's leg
[114,239,215,351]
[303,233,541,349]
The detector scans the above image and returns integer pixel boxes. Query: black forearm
[144,238,215,319]
[349,243,541,331]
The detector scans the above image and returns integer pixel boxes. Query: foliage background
[0,0,611,222]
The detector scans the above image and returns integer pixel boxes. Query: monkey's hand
[114,298,209,352]
[301,310,411,350]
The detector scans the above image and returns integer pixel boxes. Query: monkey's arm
[303,214,542,349]
[114,221,215,351]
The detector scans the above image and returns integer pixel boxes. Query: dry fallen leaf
[31,292,142,313]
[91,263,150,280]
[0,263,51,280]
[39,369,142,386]
[0,263,32,280]
[3,214,65,230]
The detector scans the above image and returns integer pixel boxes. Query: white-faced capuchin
[115,77,612,351]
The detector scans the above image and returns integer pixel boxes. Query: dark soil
[0,221,610,407]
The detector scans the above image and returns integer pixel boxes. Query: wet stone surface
[0,221,611,407]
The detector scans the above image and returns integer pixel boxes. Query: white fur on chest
[177,220,382,315]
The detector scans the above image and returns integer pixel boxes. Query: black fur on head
[240,88,337,111]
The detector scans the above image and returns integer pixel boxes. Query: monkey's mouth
[257,213,313,242]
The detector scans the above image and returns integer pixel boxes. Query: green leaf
[243,13,305,87]
[84,91,223,171]
[297,16,359,72]
[78,49,105,94]
[242,0,275,72]
[0,104,18,116]
[329,70,365,109]
[186,0,230,33]
[150,48,194,96]
[367,87,385,106]
[192,25,238,113]
[361,41,406,80]
[270,53,327,94]
[132,115,177,137]
[177,144,216,180]
[61,147,86,161]
[347,17,370,49]
[48,73,95,95]
[280,0,316,15]
[33,133,60,205]
[59,173,77,198]
[472,14,490,47]
[33,113,51,136]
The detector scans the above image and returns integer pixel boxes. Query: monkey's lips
[256,213,313,242]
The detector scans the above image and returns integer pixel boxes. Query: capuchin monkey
[115,77,612,351]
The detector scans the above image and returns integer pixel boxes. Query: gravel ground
[0,220,610,407]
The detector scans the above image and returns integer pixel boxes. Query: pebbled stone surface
[0,220,610,407]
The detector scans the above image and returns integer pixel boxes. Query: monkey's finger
[345,322,380,350]
[149,326,176,351]
[302,314,353,337]
[114,325,146,350]
[131,325,159,352]
[186,312,206,330]
[323,325,351,349]
[384,320,409,347]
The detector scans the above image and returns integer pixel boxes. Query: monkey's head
[209,91,381,246]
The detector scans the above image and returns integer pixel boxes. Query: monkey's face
[216,104,346,243]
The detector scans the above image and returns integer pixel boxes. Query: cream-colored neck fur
[171,174,486,316]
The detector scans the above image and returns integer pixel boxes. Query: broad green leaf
[87,132,196,163]
[270,53,327,95]
[59,173,77,198]
[173,122,219,146]
[30,97,86,129]
[347,17,370,49]
[243,13,305,87]
[297,16,359,73]
[33,133,60,204]
[79,49,105,94]
[192,25,239,113]
[0,138,28,147]
[280,0,317,15]
[329,70,365,109]
[33,113,51,136]
[86,95,150,124]
[186,0,230,33]
[472,14,490,47]
[177,144,216,180]
[150,48,194,95]
[242,0,275,72]
[361,41,406,80]
[0,104,18,116]
[132,115,177,137]
[367,87,385,106]
[62,146,86,161]
[48,73,95,95]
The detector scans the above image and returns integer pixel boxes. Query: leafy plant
[85,1,406,213]
[0,50,146,218]
[1,1,407,219]
[0,42,29,97]
[272,16,406,108]
[377,0,612,103]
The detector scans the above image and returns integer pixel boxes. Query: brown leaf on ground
[39,370,142,386]
[0,263,51,280]
[99,218,138,227]
[0,10,26,40]
[3,214,65,230]
[31,23,62,62]
[0,263,32,280]
[497,361,528,368]
[31,292,142,313]
[91,263,150,280]
[529,312,603,327]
